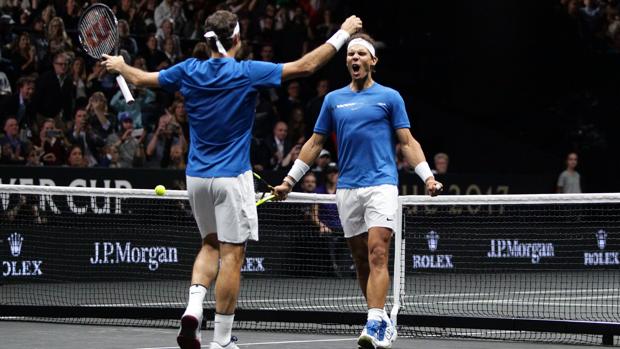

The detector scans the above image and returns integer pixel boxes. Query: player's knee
[368,245,388,268]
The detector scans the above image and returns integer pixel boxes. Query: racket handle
[116,75,135,105]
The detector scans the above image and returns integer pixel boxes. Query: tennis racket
[253,172,277,207]
[78,3,134,104]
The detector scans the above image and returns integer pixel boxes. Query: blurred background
[0,0,618,192]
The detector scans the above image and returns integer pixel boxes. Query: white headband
[347,38,376,57]
[204,22,240,56]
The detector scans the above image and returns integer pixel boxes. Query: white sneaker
[357,318,397,349]
[176,314,201,349]
[209,336,239,349]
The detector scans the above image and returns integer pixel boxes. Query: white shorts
[186,170,258,243]
[336,184,398,238]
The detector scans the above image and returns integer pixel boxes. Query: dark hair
[204,10,238,53]
[16,76,35,89]
[349,32,376,55]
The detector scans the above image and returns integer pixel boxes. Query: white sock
[367,308,386,321]
[213,313,234,345]
[183,284,207,319]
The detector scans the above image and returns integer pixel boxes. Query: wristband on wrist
[326,29,350,51]
[414,161,433,183]
[286,159,310,185]
[283,177,295,187]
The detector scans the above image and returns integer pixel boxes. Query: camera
[46,130,62,138]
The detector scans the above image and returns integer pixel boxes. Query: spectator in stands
[86,91,116,140]
[46,17,73,57]
[10,31,37,76]
[263,121,294,170]
[170,99,189,144]
[99,144,121,168]
[144,33,168,71]
[0,75,36,129]
[110,85,155,130]
[557,152,582,193]
[59,0,80,29]
[116,0,138,29]
[305,78,329,127]
[278,80,303,122]
[33,118,67,166]
[106,113,145,168]
[432,152,449,175]
[0,117,27,165]
[118,19,139,59]
[311,148,331,174]
[156,18,182,60]
[168,143,186,169]
[154,0,187,33]
[65,107,105,167]
[315,9,339,42]
[65,144,87,168]
[71,56,88,103]
[30,17,48,63]
[33,51,75,122]
[162,36,180,65]
[145,113,184,168]
[287,106,307,145]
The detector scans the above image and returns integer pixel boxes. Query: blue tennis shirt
[159,57,282,177]
[314,83,411,189]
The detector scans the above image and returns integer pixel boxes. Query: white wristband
[414,161,433,183]
[326,29,350,51]
[283,177,295,187]
[286,159,310,185]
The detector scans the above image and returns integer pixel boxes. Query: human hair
[204,10,238,53]
[16,76,35,89]
[434,152,449,163]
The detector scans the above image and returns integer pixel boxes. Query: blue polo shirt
[159,57,282,177]
[314,83,410,189]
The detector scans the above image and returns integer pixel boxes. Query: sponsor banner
[406,227,619,272]
[1,232,44,278]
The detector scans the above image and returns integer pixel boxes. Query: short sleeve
[158,61,186,92]
[246,61,282,89]
[390,91,411,130]
[557,172,566,187]
[313,94,333,135]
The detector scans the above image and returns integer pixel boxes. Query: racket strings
[79,7,118,58]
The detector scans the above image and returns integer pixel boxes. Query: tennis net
[0,185,619,345]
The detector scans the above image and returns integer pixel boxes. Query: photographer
[32,118,67,166]
[86,91,116,140]
[105,112,145,168]
[110,84,155,130]
[145,113,185,168]
[65,108,105,167]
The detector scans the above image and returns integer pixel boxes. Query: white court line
[136,337,356,349]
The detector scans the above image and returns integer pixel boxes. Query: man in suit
[0,76,36,129]
[262,121,295,170]
[32,52,75,125]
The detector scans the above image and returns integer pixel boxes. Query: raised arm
[395,128,443,196]
[273,133,327,199]
[281,15,362,81]
[101,54,160,88]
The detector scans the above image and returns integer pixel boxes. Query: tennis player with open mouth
[274,33,443,349]
[102,9,362,349]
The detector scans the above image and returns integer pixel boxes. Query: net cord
[1,184,620,205]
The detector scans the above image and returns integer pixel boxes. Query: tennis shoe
[209,336,239,349]
[176,314,202,349]
[357,318,396,349]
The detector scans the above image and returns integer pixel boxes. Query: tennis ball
[155,185,166,196]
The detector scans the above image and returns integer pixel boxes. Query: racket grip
[116,75,135,105]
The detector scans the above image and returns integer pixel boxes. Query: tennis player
[102,10,362,349]
[273,33,442,349]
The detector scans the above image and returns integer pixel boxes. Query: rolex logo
[426,230,439,252]
[596,229,608,250]
[8,232,24,257]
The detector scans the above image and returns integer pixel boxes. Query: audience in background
[557,152,582,193]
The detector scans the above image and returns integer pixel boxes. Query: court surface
[0,321,606,349]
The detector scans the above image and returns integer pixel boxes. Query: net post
[390,198,404,326]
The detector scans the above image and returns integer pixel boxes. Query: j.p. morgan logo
[487,239,554,264]
[2,233,43,277]
[90,242,178,271]
[412,231,454,269]
[584,230,619,266]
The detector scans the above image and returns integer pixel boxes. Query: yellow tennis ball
[155,185,166,196]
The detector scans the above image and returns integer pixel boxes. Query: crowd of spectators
[0,0,354,176]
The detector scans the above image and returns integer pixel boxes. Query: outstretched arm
[101,54,160,87]
[273,133,326,199]
[281,15,362,81]
[396,128,443,196]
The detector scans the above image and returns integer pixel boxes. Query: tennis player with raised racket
[102,10,362,349]
[273,33,443,349]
